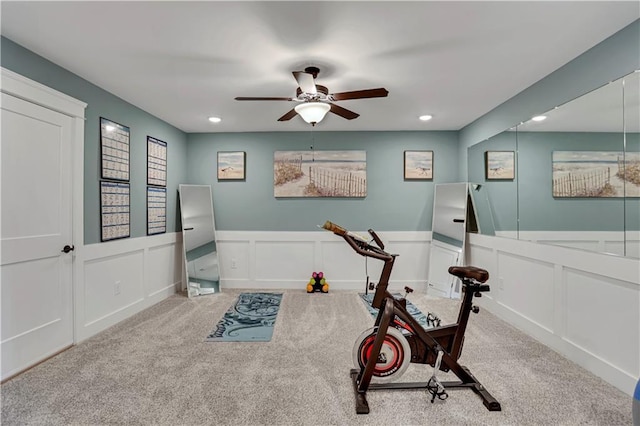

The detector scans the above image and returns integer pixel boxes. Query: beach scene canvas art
[404,151,433,180]
[274,150,366,198]
[552,151,640,197]
[218,152,245,180]
[485,151,515,180]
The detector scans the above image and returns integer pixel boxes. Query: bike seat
[448,266,489,283]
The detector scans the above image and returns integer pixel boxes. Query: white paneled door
[1,92,74,380]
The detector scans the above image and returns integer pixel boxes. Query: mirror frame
[178,184,221,297]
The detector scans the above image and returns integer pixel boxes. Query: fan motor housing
[296,85,328,100]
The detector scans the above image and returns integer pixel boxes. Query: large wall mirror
[179,184,221,297]
[468,130,518,239]
[468,70,639,259]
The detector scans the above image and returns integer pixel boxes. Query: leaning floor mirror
[427,183,487,299]
[178,184,221,297]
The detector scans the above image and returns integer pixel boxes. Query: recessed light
[208,116,222,123]
[419,115,433,121]
[531,115,547,122]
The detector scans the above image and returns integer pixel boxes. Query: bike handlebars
[322,221,393,262]
[368,229,384,250]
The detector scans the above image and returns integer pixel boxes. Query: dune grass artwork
[552,151,640,197]
[274,150,366,198]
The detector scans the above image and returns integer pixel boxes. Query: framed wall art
[100,117,130,181]
[147,136,167,187]
[552,151,638,198]
[100,180,130,242]
[274,150,366,198]
[217,151,246,180]
[485,151,515,180]
[404,150,433,180]
[147,186,167,235]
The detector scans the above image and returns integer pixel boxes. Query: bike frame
[336,227,501,414]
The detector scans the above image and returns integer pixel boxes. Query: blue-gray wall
[187,131,459,231]
[1,37,189,245]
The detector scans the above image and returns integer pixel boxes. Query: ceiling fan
[235,66,389,125]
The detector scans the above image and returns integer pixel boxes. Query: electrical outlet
[114,281,121,295]
[231,258,237,269]
[499,277,504,290]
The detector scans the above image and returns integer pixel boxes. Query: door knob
[61,245,75,253]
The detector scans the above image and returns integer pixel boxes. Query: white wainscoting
[74,233,182,342]
[500,230,640,258]
[71,229,638,397]
[216,231,431,292]
[467,233,640,396]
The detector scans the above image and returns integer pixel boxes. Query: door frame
[1,67,87,345]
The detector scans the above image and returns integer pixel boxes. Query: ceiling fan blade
[277,108,298,121]
[235,97,293,101]
[292,71,317,95]
[329,88,389,101]
[329,103,360,120]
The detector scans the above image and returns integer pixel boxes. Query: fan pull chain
[310,126,315,162]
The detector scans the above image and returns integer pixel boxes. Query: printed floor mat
[206,292,283,342]
[358,293,440,330]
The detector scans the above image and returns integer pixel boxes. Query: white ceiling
[1,1,638,133]
[518,70,639,133]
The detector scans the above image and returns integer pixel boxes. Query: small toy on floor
[307,271,329,293]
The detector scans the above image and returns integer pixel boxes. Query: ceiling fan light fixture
[295,102,330,125]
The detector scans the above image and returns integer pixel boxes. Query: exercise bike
[322,221,501,415]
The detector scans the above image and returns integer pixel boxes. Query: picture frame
[552,151,638,198]
[274,150,367,198]
[217,151,246,180]
[100,117,130,182]
[147,136,167,187]
[100,180,130,242]
[147,186,167,235]
[485,151,515,180]
[404,150,433,180]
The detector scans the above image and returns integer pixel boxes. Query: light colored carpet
[0,290,633,425]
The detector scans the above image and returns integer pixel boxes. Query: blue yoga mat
[359,293,439,330]
[206,292,283,342]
